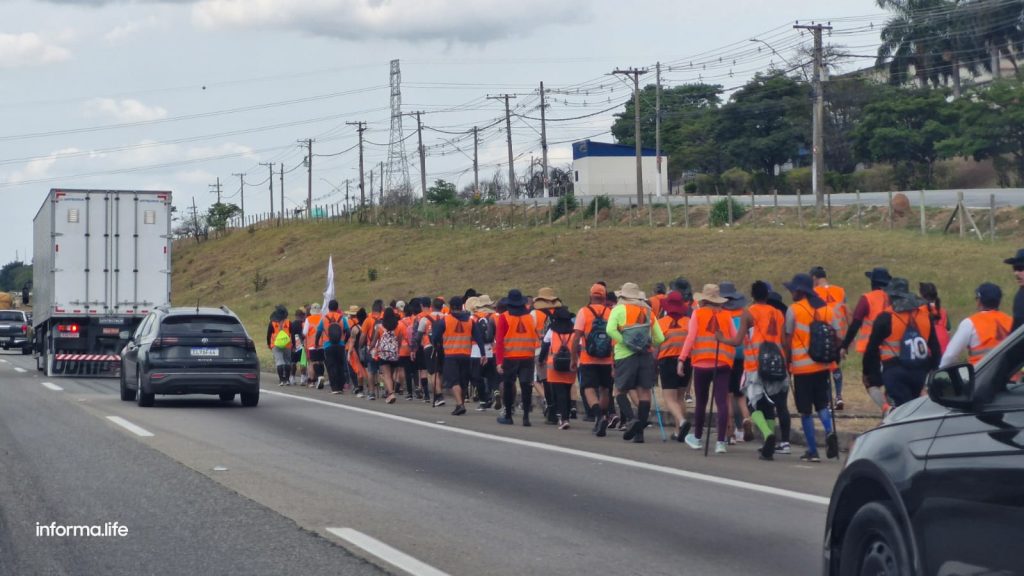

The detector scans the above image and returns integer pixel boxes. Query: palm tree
[876,0,955,88]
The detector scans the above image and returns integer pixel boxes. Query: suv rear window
[160,316,245,336]
[0,312,25,322]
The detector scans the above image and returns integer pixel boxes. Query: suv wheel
[240,390,259,407]
[136,370,155,407]
[219,392,236,403]
[120,366,137,401]
[839,501,912,576]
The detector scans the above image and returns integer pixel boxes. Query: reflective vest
[815,284,849,336]
[420,312,442,347]
[577,305,612,365]
[790,301,833,375]
[398,316,415,358]
[501,312,539,359]
[690,307,734,366]
[744,303,786,373]
[532,309,553,356]
[304,314,322,350]
[855,290,891,354]
[320,312,345,345]
[881,307,932,363]
[546,331,576,384]
[657,315,688,360]
[650,294,665,319]
[968,310,1013,365]
[442,315,474,357]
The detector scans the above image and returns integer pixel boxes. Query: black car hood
[881,396,950,426]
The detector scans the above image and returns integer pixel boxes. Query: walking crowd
[264,249,1024,463]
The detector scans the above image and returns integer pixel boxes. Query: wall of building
[573,155,669,198]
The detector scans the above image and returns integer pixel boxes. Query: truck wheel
[120,368,137,402]
[240,390,259,407]
[136,371,154,407]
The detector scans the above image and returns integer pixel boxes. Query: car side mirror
[927,363,975,410]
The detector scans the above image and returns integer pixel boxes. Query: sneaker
[433,398,446,407]
[800,451,821,463]
[835,396,844,411]
[607,414,621,430]
[684,433,703,450]
[496,414,514,425]
[406,393,414,401]
[476,402,490,412]
[760,433,776,461]
[330,391,341,395]
[316,377,325,390]
[451,405,467,416]
[367,394,376,401]
[492,390,502,411]
[715,441,727,454]
[685,394,695,406]
[826,432,839,460]
[355,391,365,399]
[742,418,754,442]
[558,418,570,430]
[776,442,792,455]
[678,421,691,442]
[569,408,578,420]
[522,414,531,427]
[278,381,286,386]
[594,418,609,437]
[623,420,642,441]
[632,430,645,444]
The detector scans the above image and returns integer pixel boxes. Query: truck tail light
[57,324,79,333]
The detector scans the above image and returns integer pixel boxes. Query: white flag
[322,255,335,311]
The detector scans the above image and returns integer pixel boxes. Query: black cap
[976,282,1003,307]
[810,266,827,279]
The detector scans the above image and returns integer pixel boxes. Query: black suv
[823,326,1024,575]
[120,307,260,407]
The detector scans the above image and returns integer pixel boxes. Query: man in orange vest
[431,296,484,416]
[783,273,841,462]
[840,267,892,412]
[649,283,667,319]
[606,282,665,444]
[495,289,539,426]
[532,287,562,424]
[811,266,850,410]
[362,300,385,398]
[941,282,1014,368]
[411,298,446,406]
[303,303,325,388]
[863,278,941,408]
[571,283,616,436]
[719,281,751,444]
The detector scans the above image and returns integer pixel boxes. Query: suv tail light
[150,336,179,351]
[245,338,256,352]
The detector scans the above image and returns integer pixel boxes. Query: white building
[572,140,669,198]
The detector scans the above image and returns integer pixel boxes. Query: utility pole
[655,62,662,198]
[345,180,350,214]
[403,112,428,199]
[369,166,375,207]
[259,162,274,218]
[299,139,313,216]
[613,67,649,207]
[379,161,384,202]
[794,22,831,215]
[209,177,222,204]
[191,196,199,237]
[232,172,245,222]
[539,81,549,198]
[473,126,480,197]
[347,121,367,219]
[278,163,284,222]
[488,94,517,199]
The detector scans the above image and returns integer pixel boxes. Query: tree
[938,78,1024,185]
[0,261,31,292]
[425,179,458,205]
[206,202,241,232]
[852,87,958,188]
[824,77,893,174]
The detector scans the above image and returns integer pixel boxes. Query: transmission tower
[384,59,412,200]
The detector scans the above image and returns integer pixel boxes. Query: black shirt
[1014,287,1024,331]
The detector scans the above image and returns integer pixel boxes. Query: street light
[750,37,796,70]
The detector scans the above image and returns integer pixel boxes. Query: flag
[322,255,335,311]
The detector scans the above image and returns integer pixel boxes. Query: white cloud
[7,147,81,183]
[83,98,169,122]
[104,17,159,43]
[192,0,583,43]
[0,33,71,68]
[175,169,216,184]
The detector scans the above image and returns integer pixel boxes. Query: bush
[583,195,611,217]
[781,167,812,194]
[684,182,697,194]
[850,165,895,192]
[367,268,378,282]
[252,271,268,293]
[709,197,747,227]
[695,174,719,195]
[551,193,579,220]
[721,167,753,194]
[825,171,854,193]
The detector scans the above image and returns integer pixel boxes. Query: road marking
[14,367,26,373]
[105,416,154,438]
[0,359,7,363]
[326,527,450,576]
[264,390,830,506]
[41,382,63,391]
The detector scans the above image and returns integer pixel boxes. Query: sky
[0,0,886,265]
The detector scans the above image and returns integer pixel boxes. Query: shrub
[583,195,611,217]
[850,165,895,192]
[551,193,579,220]
[367,268,378,282]
[684,182,697,194]
[782,167,812,194]
[709,197,747,227]
[721,167,753,194]
[252,271,268,293]
[695,174,719,195]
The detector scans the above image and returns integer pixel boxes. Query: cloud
[191,0,583,43]
[7,147,81,183]
[104,16,159,43]
[0,33,71,68]
[83,98,169,122]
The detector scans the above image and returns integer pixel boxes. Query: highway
[0,351,840,576]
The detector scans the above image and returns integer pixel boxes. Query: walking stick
[652,381,668,442]
[704,338,722,457]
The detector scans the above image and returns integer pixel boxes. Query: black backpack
[584,306,613,358]
[326,315,345,345]
[552,334,572,372]
[477,314,495,344]
[896,312,930,369]
[807,305,840,364]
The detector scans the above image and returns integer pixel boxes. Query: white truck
[33,189,172,376]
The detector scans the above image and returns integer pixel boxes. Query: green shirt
[606,303,665,360]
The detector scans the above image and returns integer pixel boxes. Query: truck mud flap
[52,354,121,378]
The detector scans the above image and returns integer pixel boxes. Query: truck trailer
[33,189,172,376]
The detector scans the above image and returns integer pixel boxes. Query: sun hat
[464,296,480,313]
[309,303,322,314]
[694,284,728,305]
[865,267,893,285]
[885,277,927,313]
[505,289,528,308]
[1003,249,1024,267]
[661,291,686,315]
[784,273,815,295]
[615,282,647,303]
[533,287,563,310]
[345,305,360,316]
[719,281,748,309]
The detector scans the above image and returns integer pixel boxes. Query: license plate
[190,347,219,357]
[102,328,120,335]
[58,332,80,339]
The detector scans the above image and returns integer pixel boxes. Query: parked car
[120,306,260,407]
[0,310,33,354]
[823,326,1024,575]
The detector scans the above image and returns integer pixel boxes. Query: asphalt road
[0,352,840,576]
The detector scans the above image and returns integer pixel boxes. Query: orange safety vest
[650,294,665,319]
[502,312,539,359]
[657,315,688,360]
[690,307,735,366]
[880,307,932,363]
[420,311,442,348]
[546,331,577,384]
[398,316,414,358]
[577,305,613,365]
[815,284,849,336]
[855,290,891,354]
[790,301,834,375]
[442,314,474,356]
[968,310,1013,365]
[304,314,322,350]
[744,303,786,373]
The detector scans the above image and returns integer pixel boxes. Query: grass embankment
[173,223,1022,430]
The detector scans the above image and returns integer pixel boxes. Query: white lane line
[326,527,450,576]
[0,359,7,363]
[105,416,155,438]
[264,390,830,506]
[14,367,27,373]
[41,382,64,391]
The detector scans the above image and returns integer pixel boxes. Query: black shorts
[425,346,444,375]
[443,356,472,389]
[614,352,656,391]
[415,346,428,371]
[579,363,614,390]
[399,356,414,373]
[793,371,831,414]
[377,359,401,370]
[308,348,324,363]
[728,354,744,395]
[291,349,303,363]
[659,357,691,390]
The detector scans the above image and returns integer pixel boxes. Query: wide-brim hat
[1004,249,1024,266]
[474,294,496,312]
[464,296,480,313]
[865,267,893,285]
[506,289,527,308]
[309,303,322,314]
[345,305,361,316]
[662,291,686,315]
[694,284,727,305]
[719,281,748,309]
[886,277,927,312]
[615,282,646,302]
[784,273,815,296]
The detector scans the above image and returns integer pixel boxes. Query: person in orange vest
[315,300,350,395]
[266,305,291,386]
[571,283,616,435]
[941,282,1014,368]
[431,296,484,416]
[411,298,446,406]
[397,300,420,399]
[919,283,950,354]
[469,295,500,411]
[371,307,406,404]
[649,283,667,319]
[606,282,665,444]
[863,278,941,408]
[655,290,692,443]
[361,300,385,399]
[677,284,735,453]
[289,308,307,385]
[495,289,540,426]
[811,266,850,411]
[532,287,562,424]
[783,273,841,462]
[670,277,696,406]
[303,303,326,388]
[839,267,892,411]
[539,306,578,429]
